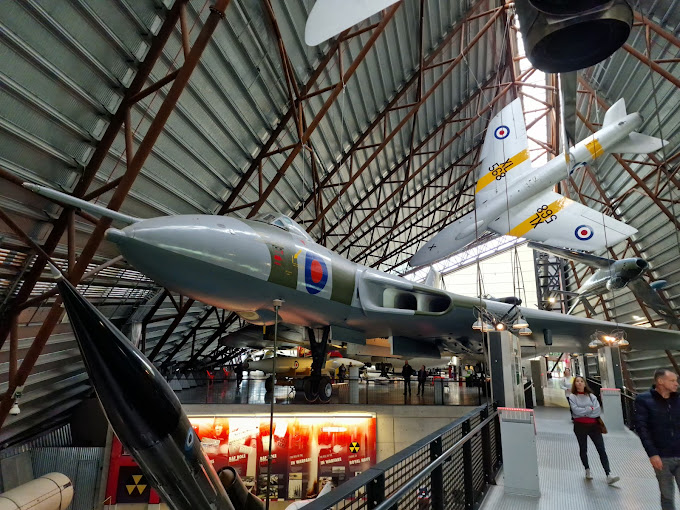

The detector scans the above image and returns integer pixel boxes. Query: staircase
[621,350,680,393]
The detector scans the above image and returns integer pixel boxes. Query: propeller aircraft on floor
[24,178,680,401]
[409,98,667,267]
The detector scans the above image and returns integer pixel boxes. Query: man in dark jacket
[402,361,415,396]
[635,368,680,510]
[417,365,427,396]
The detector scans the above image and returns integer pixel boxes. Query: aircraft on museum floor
[409,98,667,267]
[244,353,364,399]
[528,241,679,325]
[24,182,680,402]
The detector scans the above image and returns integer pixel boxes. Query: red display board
[105,414,376,504]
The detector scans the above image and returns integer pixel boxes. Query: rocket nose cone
[55,276,182,449]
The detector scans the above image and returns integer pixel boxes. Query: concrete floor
[176,376,488,406]
[480,378,670,510]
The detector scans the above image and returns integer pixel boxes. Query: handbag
[597,416,608,434]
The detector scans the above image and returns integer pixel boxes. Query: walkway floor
[481,382,672,510]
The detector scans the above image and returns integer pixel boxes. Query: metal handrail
[305,403,500,510]
[373,411,498,510]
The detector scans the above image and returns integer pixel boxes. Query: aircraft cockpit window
[251,213,312,241]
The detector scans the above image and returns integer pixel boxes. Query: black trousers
[573,421,610,474]
[403,379,412,394]
[417,380,425,395]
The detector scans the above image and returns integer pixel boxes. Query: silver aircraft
[528,241,679,325]
[24,184,680,400]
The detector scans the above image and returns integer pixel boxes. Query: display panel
[105,413,376,504]
[191,414,376,501]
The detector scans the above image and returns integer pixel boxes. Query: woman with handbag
[568,376,620,485]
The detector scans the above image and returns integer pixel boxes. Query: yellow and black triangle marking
[126,474,147,495]
[349,441,360,454]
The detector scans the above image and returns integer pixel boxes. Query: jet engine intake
[514,0,633,73]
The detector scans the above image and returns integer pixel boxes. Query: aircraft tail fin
[424,267,443,289]
[602,98,627,127]
[476,99,532,203]
[602,98,668,153]
[608,131,668,154]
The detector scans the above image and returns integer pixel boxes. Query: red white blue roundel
[305,252,328,294]
[494,125,510,139]
[575,225,594,241]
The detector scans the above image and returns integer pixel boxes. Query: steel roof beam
[327,69,513,251]
[245,4,401,218]
[0,0,231,429]
[304,7,505,234]
[290,0,492,221]
[0,1,188,346]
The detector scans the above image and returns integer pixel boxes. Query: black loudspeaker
[543,328,553,346]
[514,0,633,73]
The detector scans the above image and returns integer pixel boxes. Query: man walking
[417,365,427,396]
[338,363,347,383]
[635,368,680,510]
[402,361,415,396]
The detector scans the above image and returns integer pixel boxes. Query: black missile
[54,274,235,510]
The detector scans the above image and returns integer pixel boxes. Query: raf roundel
[575,225,594,241]
[494,125,510,139]
[305,252,328,295]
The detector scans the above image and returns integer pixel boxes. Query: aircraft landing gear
[265,375,274,393]
[317,375,332,403]
[302,326,331,403]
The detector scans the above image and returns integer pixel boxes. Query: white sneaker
[607,474,620,485]
[585,469,593,480]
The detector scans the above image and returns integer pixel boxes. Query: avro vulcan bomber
[25,180,680,400]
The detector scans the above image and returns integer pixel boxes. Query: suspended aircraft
[409,98,667,267]
[304,0,400,46]
[528,241,679,325]
[24,183,680,401]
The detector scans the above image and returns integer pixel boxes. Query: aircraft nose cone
[105,228,127,243]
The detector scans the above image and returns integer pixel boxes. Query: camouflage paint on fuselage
[258,222,356,307]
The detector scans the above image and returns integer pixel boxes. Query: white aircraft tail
[424,267,443,289]
[602,98,667,154]
[476,99,532,204]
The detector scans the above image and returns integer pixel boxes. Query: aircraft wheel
[265,375,274,393]
[318,376,332,403]
[303,377,318,402]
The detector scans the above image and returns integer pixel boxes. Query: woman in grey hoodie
[568,376,620,485]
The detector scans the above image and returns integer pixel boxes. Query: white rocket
[409,98,667,267]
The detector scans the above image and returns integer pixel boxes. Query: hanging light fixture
[512,315,529,329]
[472,318,484,330]
[588,339,603,349]
[618,338,630,347]
[519,327,533,336]
[481,321,494,333]
[496,322,506,331]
